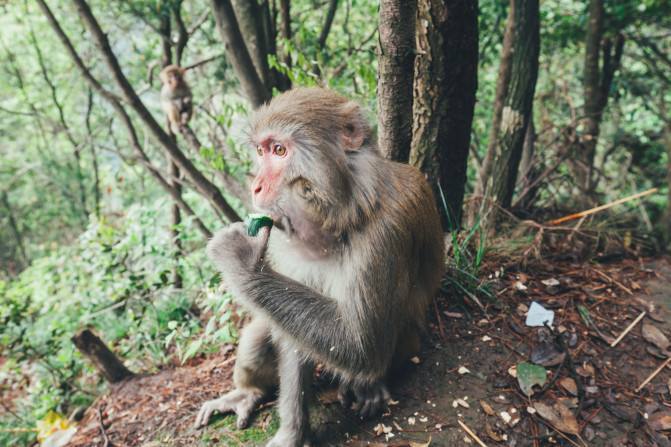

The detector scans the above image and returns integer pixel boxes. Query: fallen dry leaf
[648,411,671,431]
[533,401,580,435]
[641,323,670,351]
[480,400,495,416]
[558,377,578,396]
[485,420,506,442]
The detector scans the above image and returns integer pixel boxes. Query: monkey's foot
[338,381,391,419]
[265,428,311,447]
[194,388,263,429]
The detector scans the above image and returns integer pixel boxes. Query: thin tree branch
[317,0,339,50]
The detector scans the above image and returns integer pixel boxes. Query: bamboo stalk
[548,188,658,225]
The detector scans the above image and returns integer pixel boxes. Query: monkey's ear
[340,101,369,151]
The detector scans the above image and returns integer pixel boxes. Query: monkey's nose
[253,185,263,195]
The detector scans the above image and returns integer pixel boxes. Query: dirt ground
[67,255,671,447]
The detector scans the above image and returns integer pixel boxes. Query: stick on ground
[636,357,671,393]
[610,311,646,348]
[458,419,488,447]
[548,188,658,225]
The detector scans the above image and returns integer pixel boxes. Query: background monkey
[195,88,445,447]
[159,64,192,134]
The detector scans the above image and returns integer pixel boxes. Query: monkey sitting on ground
[194,88,445,446]
[159,64,192,134]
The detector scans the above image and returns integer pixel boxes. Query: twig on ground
[610,311,646,348]
[593,269,633,295]
[547,188,658,225]
[458,419,488,447]
[635,357,671,392]
[97,407,109,447]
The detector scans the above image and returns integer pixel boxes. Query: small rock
[410,356,421,364]
[458,366,471,375]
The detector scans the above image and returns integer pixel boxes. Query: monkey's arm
[208,223,395,373]
[241,269,387,372]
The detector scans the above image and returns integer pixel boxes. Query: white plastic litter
[525,301,555,327]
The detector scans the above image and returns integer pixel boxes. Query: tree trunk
[577,0,604,196]
[514,116,542,210]
[278,0,292,69]
[212,0,271,108]
[573,0,624,200]
[159,12,184,289]
[480,0,540,213]
[1,192,28,268]
[475,3,514,197]
[232,0,272,89]
[410,0,478,231]
[72,329,134,383]
[377,0,416,162]
[85,88,101,218]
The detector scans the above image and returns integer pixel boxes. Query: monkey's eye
[256,145,264,156]
[272,143,287,157]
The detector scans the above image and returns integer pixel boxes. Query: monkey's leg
[266,340,312,447]
[194,318,277,429]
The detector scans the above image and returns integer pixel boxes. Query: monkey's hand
[338,380,391,419]
[207,222,271,286]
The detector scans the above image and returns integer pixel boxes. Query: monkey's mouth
[274,216,294,235]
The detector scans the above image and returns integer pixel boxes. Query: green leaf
[517,362,547,396]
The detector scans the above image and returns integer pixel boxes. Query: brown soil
[68,256,671,447]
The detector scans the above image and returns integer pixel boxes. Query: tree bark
[377,0,416,162]
[72,329,134,383]
[410,0,478,230]
[85,88,101,218]
[212,0,271,108]
[159,12,184,290]
[232,0,272,89]
[480,0,540,212]
[475,3,514,196]
[573,0,624,198]
[278,0,292,69]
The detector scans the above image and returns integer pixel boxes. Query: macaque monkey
[195,88,444,446]
[159,64,192,134]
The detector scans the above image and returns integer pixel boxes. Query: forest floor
[66,254,671,447]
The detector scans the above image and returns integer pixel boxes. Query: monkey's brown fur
[159,65,192,134]
[196,88,444,446]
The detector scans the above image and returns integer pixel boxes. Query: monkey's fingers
[194,395,236,428]
[337,384,353,409]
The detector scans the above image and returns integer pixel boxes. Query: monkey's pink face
[250,133,292,213]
